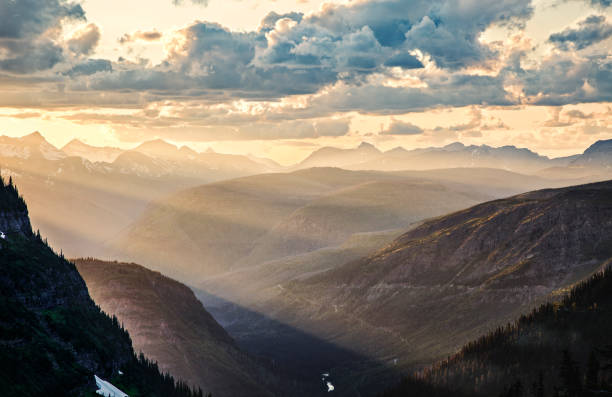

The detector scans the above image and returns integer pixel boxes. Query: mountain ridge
[74,258,280,397]
[0,178,203,397]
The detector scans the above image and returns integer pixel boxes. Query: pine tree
[531,371,544,397]
[559,350,582,397]
[585,351,600,391]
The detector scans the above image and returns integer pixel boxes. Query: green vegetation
[0,175,27,213]
[0,179,207,396]
[380,266,612,397]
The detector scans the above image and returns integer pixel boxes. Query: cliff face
[75,259,279,397]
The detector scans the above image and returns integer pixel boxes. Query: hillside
[200,180,612,395]
[0,178,203,397]
[74,259,279,397]
[381,266,612,396]
[109,167,559,281]
[285,180,612,360]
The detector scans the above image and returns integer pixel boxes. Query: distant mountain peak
[205,147,216,154]
[62,138,87,148]
[179,145,198,156]
[358,141,377,150]
[137,138,177,150]
[584,138,612,154]
[386,146,409,154]
[443,142,466,151]
[21,131,47,143]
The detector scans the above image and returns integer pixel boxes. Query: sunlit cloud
[0,0,609,159]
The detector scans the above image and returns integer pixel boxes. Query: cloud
[66,59,112,76]
[384,52,423,69]
[172,0,208,6]
[543,108,575,127]
[0,0,84,39]
[299,0,533,70]
[68,24,101,56]
[0,0,534,99]
[381,120,423,135]
[1,0,611,145]
[565,109,593,118]
[259,11,303,32]
[310,72,513,115]
[248,0,532,88]
[588,0,611,8]
[522,54,612,105]
[119,30,163,44]
[548,15,612,51]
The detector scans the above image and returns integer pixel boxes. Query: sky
[0,0,610,164]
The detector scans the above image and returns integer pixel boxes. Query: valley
[3,1,612,394]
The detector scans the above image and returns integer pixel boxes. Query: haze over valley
[1,0,612,395]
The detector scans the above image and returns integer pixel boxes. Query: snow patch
[94,375,128,397]
[322,372,335,392]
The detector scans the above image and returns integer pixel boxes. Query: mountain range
[0,132,278,258]
[2,130,612,396]
[294,140,612,175]
[1,131,610,260]
[108,166,571,282]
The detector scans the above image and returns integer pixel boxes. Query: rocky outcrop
[0,210,31,236]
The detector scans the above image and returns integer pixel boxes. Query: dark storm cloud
[549,15,612,50]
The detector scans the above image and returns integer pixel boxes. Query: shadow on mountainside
[193,288,405,397]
